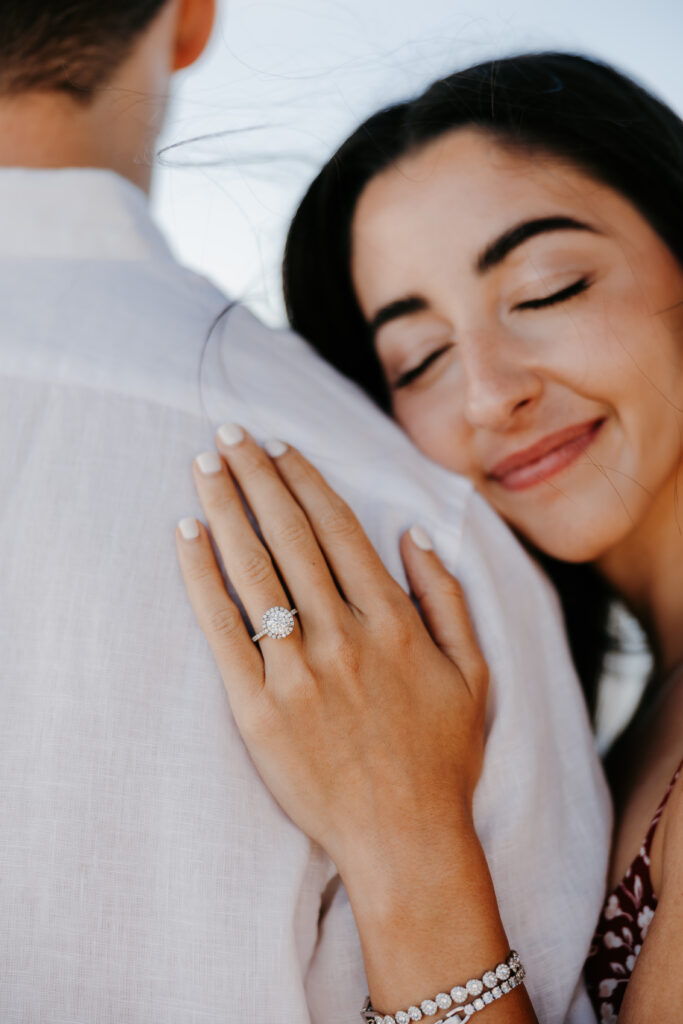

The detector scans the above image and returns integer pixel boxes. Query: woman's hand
[175,423,489,877]
[174,425,539,1022]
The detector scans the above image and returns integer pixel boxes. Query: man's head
[0,0,216,189]
[0,1,169,99]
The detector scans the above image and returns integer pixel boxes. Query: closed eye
[392,277,592,390]
[392,344,453,390]
[513,275,592,310]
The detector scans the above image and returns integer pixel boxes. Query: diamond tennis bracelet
[360,950,525,1024]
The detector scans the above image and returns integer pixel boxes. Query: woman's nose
[460,334,543,431]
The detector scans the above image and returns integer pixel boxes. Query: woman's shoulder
[586,758,683,1021]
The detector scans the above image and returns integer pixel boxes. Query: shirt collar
[0,167,174,262]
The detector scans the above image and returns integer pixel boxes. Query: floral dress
[584,758,682,1022]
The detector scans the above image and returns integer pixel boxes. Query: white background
[153,0,683,327]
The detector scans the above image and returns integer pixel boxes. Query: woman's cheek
[396,391,473,477]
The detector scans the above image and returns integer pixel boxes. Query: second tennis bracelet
[360,949,525,1024]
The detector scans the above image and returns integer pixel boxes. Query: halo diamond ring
[252,606,298,643]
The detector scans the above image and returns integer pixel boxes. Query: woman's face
[351,128,683,562]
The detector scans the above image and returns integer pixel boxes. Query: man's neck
[0,87,166,194]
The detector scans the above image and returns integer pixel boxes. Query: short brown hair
[0,1,169,100]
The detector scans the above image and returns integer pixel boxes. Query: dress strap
[642,757,683,860]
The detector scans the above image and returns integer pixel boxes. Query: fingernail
[217,423,244,446]
[195,451,223,476]
[178,517,200,540]
[264,439,288,458]
[409,525,433,551]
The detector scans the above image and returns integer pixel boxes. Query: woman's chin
[512,519,624,565]
[482,474,644,565]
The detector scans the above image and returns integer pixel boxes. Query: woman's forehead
[353,129,608,233]
[350,128,645,281]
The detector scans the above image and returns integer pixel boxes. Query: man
[0,2,609,1021]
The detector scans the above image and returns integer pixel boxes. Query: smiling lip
[488,417,606,491]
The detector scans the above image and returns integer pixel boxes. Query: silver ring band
[252,606,298,643]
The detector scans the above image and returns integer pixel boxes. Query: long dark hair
[282,52,683,718]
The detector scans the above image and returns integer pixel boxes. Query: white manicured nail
[195,451,223,476]
[217,422,244,446]
[178,517,199,540]
[409,525,433,551]
[264,439,288,458]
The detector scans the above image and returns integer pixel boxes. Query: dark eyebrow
[369,296,427,339]
[475,215,601,275]
[369,215,601,340]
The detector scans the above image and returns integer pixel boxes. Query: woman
[175,53,682,1022]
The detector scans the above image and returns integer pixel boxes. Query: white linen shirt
[0,168,610,1024]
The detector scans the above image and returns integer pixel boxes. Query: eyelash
[392,276,592,389]
[513,275,592,311]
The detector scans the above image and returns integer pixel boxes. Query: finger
[256,438,398,611]
[214,425,348,628]
[174,516,264,719]
[399,525,489,698]
[191,449,300,661]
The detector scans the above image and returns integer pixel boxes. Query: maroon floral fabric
[584,758,682,1022]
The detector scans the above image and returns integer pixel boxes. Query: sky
[152,0,683,326]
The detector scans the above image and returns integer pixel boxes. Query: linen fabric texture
[0,169,610,1023]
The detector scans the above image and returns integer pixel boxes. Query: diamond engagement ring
[252,606,298,643]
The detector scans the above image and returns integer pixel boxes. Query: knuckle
[207,487,239,518]
[240,450,273,483]
[438,574,464,600]
[282,668,320,710]
[317,627,360,673]
[381,582,412,617]
[240,693,280,741]
[271,512,310,549]
[205,605,243,639]
[282,449,313,483]
[184,560,216,586]
[373,603,405,638]
[236,549,274,587]
[375,588,416,636]
[318,498,358,539]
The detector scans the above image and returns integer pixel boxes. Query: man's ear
[172,0,216,71]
